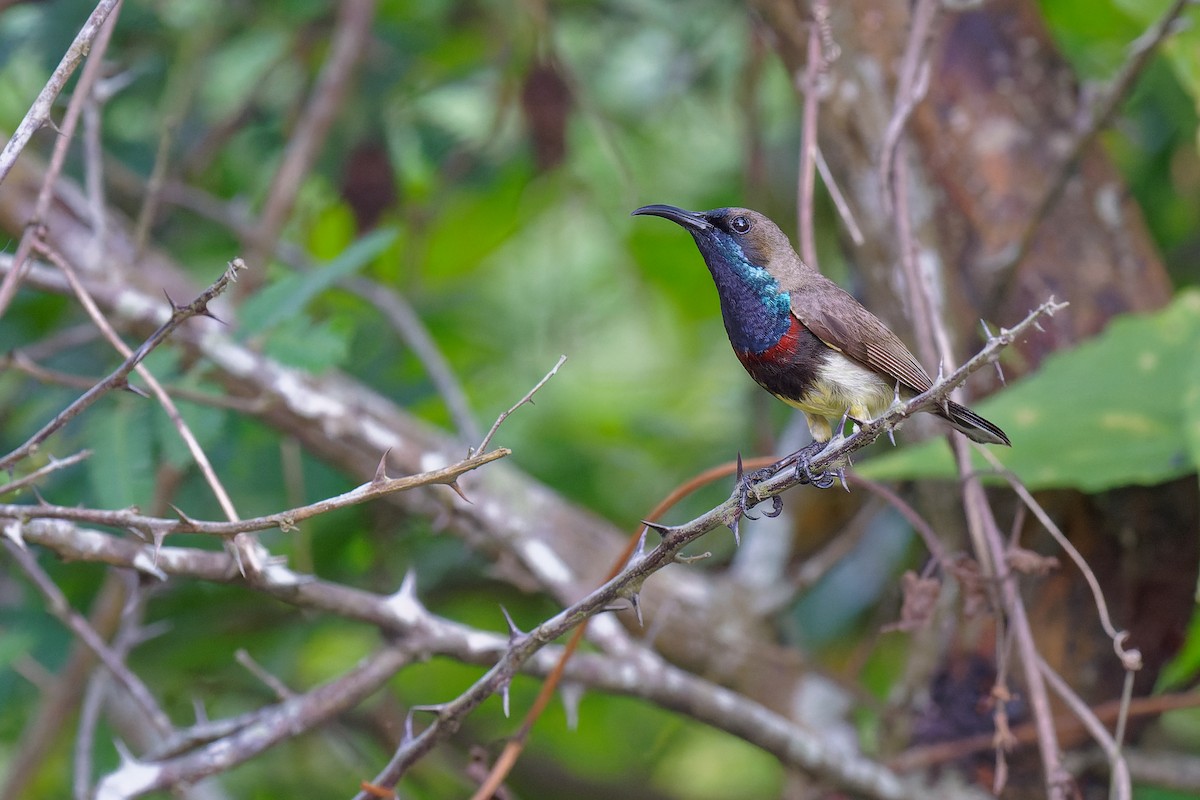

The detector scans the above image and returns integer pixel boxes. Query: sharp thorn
[499,605,523,640]
[1,519,26,550]
[403,709,417,743]
[728,515,741,546]
[446,480,471,504]
[500,681,511,718]
[629,592,643,626]
[395,568,420,605]
[169,504,199,530]
[641,519,671,535]
[373,449,391,483]
[887,427,897,447]
[632,528,649,560]
[124,382,150,399]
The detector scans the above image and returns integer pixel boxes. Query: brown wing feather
[791,280,933,394]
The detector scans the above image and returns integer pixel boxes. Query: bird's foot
[793,440,837,489]
[734,454,784,523]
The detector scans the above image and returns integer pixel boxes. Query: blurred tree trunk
[752,0,1197,790]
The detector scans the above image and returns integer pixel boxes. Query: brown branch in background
[245,0,377,274]
[0,0,123,318]
[2,540,172,737]
[796,0,826,268]
[882,1,1068,795]
[882,5,941,370]
[1039,658,1131,800]
[0,0,122,187]
[992,0,1194,282]
[890,689,1200,773]
[0,572,127,800]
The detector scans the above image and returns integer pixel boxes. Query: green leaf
[1157,604,1200,691]
[238,227,398,339]
[85,397,156,509]
[1112,0,1200,111]
[262,313,353,373]
[860,291,1200,492]
[155,395,229,470]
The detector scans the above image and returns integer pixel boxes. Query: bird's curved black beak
[631,204,712,232]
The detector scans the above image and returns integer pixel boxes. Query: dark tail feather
[941,400,1011,446]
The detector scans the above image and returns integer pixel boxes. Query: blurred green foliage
[861,290,1200,491]
[1,0,1199,796]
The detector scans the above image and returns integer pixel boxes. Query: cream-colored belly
[778,353,895,441]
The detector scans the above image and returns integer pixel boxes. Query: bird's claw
[734,457,784,521]
[795,452,836,489]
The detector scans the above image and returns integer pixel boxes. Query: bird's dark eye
[730,215,751,234]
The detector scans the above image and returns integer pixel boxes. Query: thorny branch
[355,299,1060,800]
[1,247,1060,798]
[0,447,507,545]
[0,0,124,318]
[0,0,122,187]
[16,519,985,800]
[881,2,1066,793]
[0,259,245,473]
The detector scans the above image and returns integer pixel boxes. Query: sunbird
[633,204,1009,485]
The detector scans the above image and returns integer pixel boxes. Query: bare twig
[797,0,826,268]
[815,146,864,246]
[1039,658,1132,800]
[2,540,171,736]
[992,0,1193,280]
[0,447,507,542]
[36,242,256,569]
[878,0,937,219]
[977,448,1142,673]
[246,0,376,271]
[0,450,91,498]
[0,0,123,318]
[0,0,122,187]
[0,258,244,472]
[891,691,1200,772]
[474,355,567,455]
